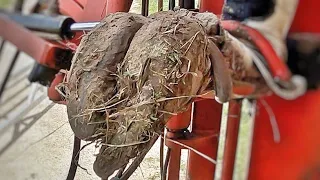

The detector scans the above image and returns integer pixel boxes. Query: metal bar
[0,40,5,61]
[221,21,292,81]
[158,0,163,11]
[0,11,75,39]
[162,148,171,180]
[169,0,175,10]
[141,0,149,16]
[167,148,181,180]
[165,106,191,180]
[0,50,20,102]
[242,100,256,180]
[120,135,159,180]
[70,22,99,31]
[179,0,184,8]
[0,15,68,69]
[187,99,222,179]
[0,10,99,33]
[221,100,242,180]
[183,0,195,9]
[66,136,81,180]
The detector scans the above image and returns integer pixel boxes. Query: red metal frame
[165,99,222,180]
[221,21,291,81]
[200,0,223,14]
[0,15,67,70]
[187,100,222,179]
[201,1,320,180]
[249,91,320,179]
[221,100,242,180]
[290,1,320,33]
[58,0,107,22]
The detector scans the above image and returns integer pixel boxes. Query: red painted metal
[166,105,192,131]
[221,100,242,180]
[79,1,107,21]
[199,0,224,14]
[106,0,133,14]
[221,20,291,81]
[232,84,256,97]
[167,148,182,180]
[0,15,67,70]
[187,99,222,180]
[58,0,84,22]
[165,132,219,179]
[165,107,191,179]
[249,90,320,180]
[58,0,107,22]
[75,0,86,7]
[290,1,320,33]
[164,100,222,180]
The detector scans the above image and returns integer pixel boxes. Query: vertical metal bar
[66,136,81,180]
[183,0,195,9]
[0,50,20,102]
[165,106,191,180]
[162,148,171,180]
[179,0,184,8]
[0,40,6,62]
[158,0,163,11]
[169,0,175,10]
[242,100,256,180]
[187,99,223,179]
[221,100,242,180]
[167,148,181,180]
[141,0,149,16]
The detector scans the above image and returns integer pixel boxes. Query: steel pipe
[70,22,99,31]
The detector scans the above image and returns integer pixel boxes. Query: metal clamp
[222,20,307,100]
